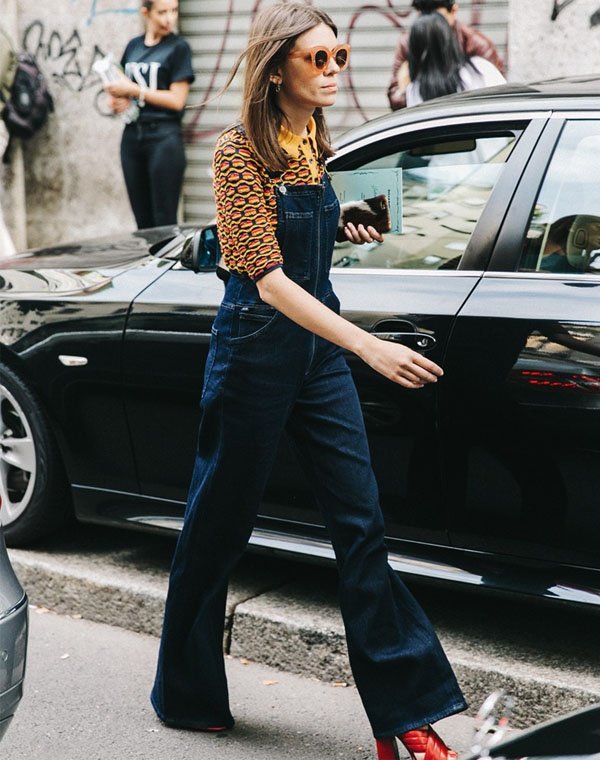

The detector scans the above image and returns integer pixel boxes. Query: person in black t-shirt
[105,0,195,229]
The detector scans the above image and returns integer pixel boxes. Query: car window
[519,120,600,276]
[332,131,517,271]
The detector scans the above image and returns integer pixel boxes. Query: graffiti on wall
[551,0,600,25]
[82,0,138,26]
[23,21,113,115]
[22,1,513,137]
[21,1,139,114]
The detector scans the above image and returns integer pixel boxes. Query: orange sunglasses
[288,44,351,74]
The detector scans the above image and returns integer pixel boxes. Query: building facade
[2,0,599,250]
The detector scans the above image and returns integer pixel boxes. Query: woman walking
[151,4,467,758]
[405,11,505,106]
[106,0,194,228]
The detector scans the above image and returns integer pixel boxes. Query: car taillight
[511,369,600,393]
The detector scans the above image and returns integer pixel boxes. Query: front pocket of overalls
[279,211,314,282]
[230,304,279,344]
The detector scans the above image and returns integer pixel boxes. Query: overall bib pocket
[278,210,314,282]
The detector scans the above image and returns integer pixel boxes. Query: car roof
[335,74,600,151]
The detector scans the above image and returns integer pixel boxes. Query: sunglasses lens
[335,48,348,68]
[314,49,329,70]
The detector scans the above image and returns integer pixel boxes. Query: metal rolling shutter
[179,0,509,225]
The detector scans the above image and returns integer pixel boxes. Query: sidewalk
[2,610,480,760]
[8,525,600,730]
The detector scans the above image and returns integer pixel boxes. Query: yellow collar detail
[278,116,317,159]
[278,117,320,182]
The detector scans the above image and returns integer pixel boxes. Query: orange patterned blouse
[213,117,324,281]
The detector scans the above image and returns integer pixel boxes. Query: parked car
[0,498,27,741]
[1,75,600,607]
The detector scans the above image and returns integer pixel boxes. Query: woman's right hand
[361,334,443,389]
[256,268,444,390]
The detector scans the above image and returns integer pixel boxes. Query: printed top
[213,117,325,281]
[120,33,195,122]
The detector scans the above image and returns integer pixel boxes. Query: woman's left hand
[109,95,131,114]
[343,222,384,245]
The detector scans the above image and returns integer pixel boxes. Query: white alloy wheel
[0,381,37,526]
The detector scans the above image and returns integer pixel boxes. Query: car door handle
[372,331,437,350]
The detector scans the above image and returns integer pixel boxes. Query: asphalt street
[6,522,600,747]
[2,609,479,760]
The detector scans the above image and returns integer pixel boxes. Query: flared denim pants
[151,175,467,737]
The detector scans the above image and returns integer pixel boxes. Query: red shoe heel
[375,738,400,760]
[399,726,458,760]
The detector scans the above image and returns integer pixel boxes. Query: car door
[261,113,549,550]
[443,116,600,571]
[122,262,224,518]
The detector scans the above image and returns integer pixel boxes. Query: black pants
[121,120,186,229]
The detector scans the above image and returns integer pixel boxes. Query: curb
[9,547,600,729]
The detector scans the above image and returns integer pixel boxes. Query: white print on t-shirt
[125,61,160,90]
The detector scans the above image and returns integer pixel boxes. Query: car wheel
[0,361,70,546]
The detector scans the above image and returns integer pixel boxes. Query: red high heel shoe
[375,725,458,760]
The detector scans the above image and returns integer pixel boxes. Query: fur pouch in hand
[336,194,391,242]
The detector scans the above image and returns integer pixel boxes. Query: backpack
[0,27,16,106]
[1,50,54,141]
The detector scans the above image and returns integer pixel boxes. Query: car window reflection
[521,121,600,275]
[333,132,517,271]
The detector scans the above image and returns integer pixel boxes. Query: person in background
[388,0,503,110]
[0,25,16,257]
[0,123,16,257]
[540,215,578,273]
[105,0,194,229]
[405,11,505,107]
[150,4,466,760]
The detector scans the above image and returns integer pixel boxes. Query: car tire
[0,361,71,546]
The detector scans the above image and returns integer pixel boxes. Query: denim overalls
[151,173,467,737]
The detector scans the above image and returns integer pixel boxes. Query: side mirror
[471,691,514,758]
[180,225,221,272]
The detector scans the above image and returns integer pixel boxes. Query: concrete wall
[509,0,600,81]
[13,1,143,249]
[2,0,26,252]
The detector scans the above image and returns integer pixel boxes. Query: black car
[0,499,27,741]
[1,76,599,607]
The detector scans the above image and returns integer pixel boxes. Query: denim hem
[372,698,468,739]
[150,693,235,732]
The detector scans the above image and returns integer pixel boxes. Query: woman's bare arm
[106,80,189,112]
[256,266,443,389]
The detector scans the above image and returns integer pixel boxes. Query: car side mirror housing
[180,225,221,272]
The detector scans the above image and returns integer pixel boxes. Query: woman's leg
[151,322,297,728]
[146,123,186,227]
[286,349,467,738]
[120,125,154,229]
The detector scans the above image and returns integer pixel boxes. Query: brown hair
[222,3,338,172]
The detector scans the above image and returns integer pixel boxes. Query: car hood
[0,226,188,297]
